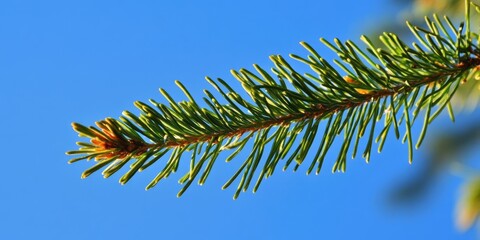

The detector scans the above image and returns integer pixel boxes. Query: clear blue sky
[0,0,477,239]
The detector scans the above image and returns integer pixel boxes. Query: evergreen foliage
[67,5,480,199]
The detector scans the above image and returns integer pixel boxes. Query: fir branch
[67,14,480,199]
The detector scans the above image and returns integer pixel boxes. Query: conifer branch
[67,13,480,199]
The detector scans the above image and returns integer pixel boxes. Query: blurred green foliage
[382,0,480,231]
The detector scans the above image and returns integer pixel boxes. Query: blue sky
[0,0,477,239]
